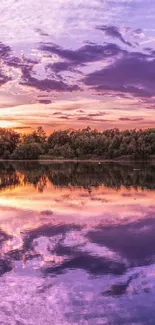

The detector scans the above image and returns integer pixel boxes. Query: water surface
[0,161,155,324]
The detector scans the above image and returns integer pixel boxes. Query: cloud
[0,42,11,59]
[96,25,132,47]
[119,117,144,121]
[88,112,106,117]
[83,50,155,98]
[78,116,110,123]
[38,99,52,104]
[42,42,123,61]
[0,0,155,131]
[41,42,125,73]
[0,42,12,86]
[52,112,62,115]
[0,42,40,90]
[78,117,90,121]
[0,41,39,72]
[20,69,80,92]
[7,56,39,70]
[0,72,11,86]
[35,28,50,37]
[134,28,144,35]
[15,126,32,130]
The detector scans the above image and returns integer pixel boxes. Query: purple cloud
[41,42,125,72]
[83,51,155,98]
[38,99,52,104]
[7,55,39,79]
[0,41,39,74]
[52,112,62,115]
[0,72,11,86]
[96,25,132,47]
[78,116,110,123]
[0,42,12,86]
[119,117,144,121]
[134,28,143,35]
[78,117,90,121]
[88,112,106,117]
[35,28,50,37]
[20,69,79,92]
[0,42,11,59]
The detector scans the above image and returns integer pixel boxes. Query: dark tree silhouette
[0,126,155,160]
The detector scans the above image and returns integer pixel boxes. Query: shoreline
[0,158,155,164]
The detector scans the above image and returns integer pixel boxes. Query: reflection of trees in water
[10,162,47,192]
[0,161,155,191]
[14,162,155,190]
[0,162,20,191]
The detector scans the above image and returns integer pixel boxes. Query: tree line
[1,126,155,160]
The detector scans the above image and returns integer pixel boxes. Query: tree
[0,126,154,161]
[0,129,20,157]
[10,143,43,160]
[48,130,70,148]
[3,150,10,160]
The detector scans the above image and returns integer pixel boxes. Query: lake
[0,161,155,324]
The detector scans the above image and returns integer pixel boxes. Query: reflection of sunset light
[0,177,155,232]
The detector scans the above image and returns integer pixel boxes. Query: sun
[0,120,20,129]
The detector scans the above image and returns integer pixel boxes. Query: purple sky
[0,0,155,131]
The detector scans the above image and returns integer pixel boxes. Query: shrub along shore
[1,126,155,160]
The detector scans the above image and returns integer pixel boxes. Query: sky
[0,0,155,132]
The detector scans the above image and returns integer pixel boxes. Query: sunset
[1,1,155,324]
[0,0,155,132]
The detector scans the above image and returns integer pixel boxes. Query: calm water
[1,161,155,324]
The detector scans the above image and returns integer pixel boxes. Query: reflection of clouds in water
[1,269,129,325]
[1,185,155,266]
[1,265,155,325]
[0,274,71,325]
[1,180,155,226]
[87,214,155,266]
[2,209,155,286]
[1,163,155,323]
[121,192,146,197]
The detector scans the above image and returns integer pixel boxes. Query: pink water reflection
[0,162,155,324]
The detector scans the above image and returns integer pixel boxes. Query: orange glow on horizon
[0,120,21,129]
